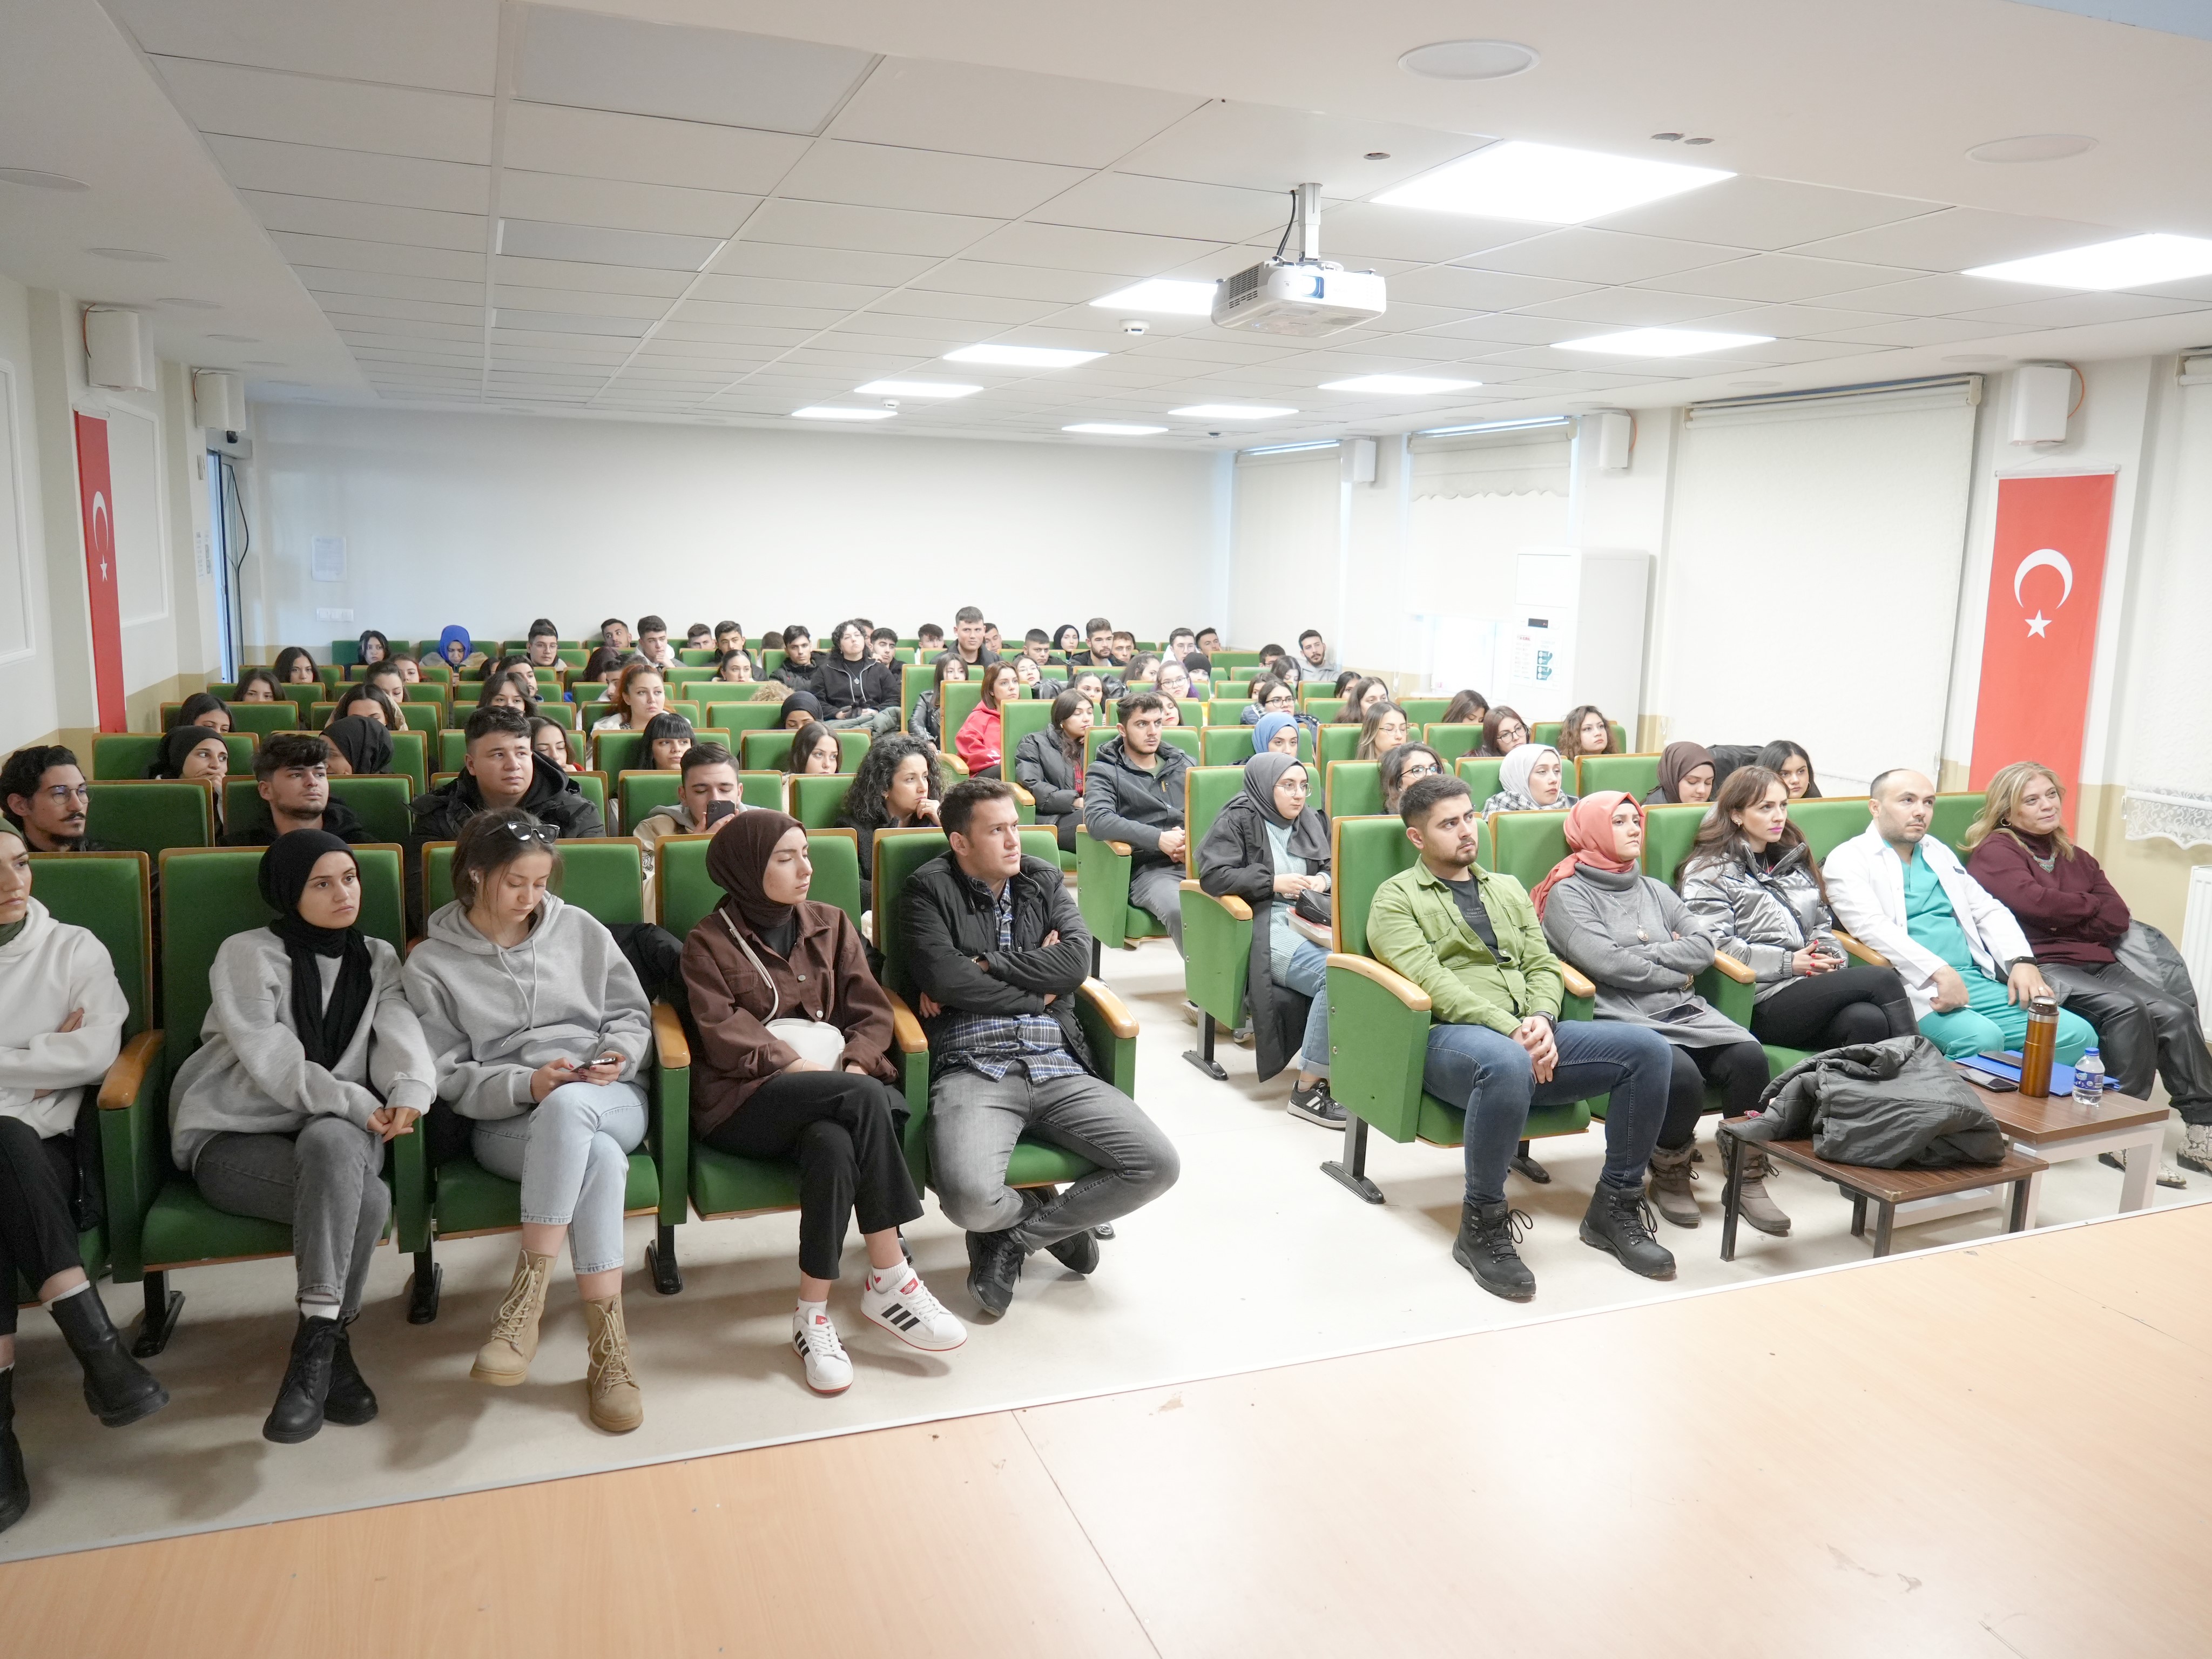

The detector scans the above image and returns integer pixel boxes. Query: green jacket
[1367,860,1564,1035]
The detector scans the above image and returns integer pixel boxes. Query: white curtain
[1406,427,1572,675]
[1230,448,1341,651]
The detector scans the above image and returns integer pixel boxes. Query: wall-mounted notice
[311,535,347,582]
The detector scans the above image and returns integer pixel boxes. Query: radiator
[2184,866,2212,1006]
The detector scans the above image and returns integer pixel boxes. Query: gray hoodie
[170,929,436,1171]
[401,892,652,1120]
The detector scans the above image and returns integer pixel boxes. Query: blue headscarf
[437,625,471,665]
[1251,711,1297,757]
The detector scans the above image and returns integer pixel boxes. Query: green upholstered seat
[84,781,213,857]
[1179,768,1253,1051]
[91,732,256,781]
[787,773,853,830]
[1315,724,1361,768]
[1532,720,1628,752]
[1398,698,1451,726]
[220,775,413,845]
[1577,753,1663,801]
[594,727,732,779]
[430,1151,658,1237]
[421,838,645,923]
[1454,756,1505,807]
[222,700,301,737]
[692,691,789,731]
[999,699,1053,775]
[1326,760,1383,820]
[940,678,987,741]
[1638,803,1708,890]
[1931,791,1985,855]
[739,729,869,772]
[1083,725,1199,766]
[1788,797,1874,862]
[1424,723,1485,764]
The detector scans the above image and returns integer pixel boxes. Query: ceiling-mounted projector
[1212,183,1387,339]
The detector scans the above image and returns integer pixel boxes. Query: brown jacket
[681,900,898,1135]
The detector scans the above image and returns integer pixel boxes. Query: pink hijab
[1529,791,1640,918]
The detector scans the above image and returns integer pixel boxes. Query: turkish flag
[1968,472,2115,833]
[72,414,127,733]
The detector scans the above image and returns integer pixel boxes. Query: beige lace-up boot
[582,1294,643,1434]
[471,1250,555,1386]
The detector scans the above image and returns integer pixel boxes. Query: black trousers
[1044,814,1079,854]
[0,1119,83,1336]
[705,1072,923,1280]
[1658,1041,1771,1149]
[1751,966,1915,1051]
[2044,960,2212,1124]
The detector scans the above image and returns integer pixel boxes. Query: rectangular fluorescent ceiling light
[1965,232,2212,290]
[1064,422,1168,435]
[1243,441,1338,455]
[1555,327,1773,358]
[1169,403,1298,419]
[1320,374,1480,393]
[854,379,980,399]
[1375,139,1731,224]
[1417,416,1570,438]
[793,405,895,420]
[944,344,1104,368]
[1089,279,1217,315]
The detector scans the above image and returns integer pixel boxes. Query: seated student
[474,670,538,721]
[779,689,827,732]
[354,629,391,669]
[642,712,693,771]
[529,716,580,773]
[319,715,392,780]
[1381,742,1444,814]
[871,628,900,669]
[436,628,473,672]
[630,616,676,671]
[983,623,1006,660]
[1152,658,1193,716]
[758,628,787,656]
[955,662,1021,777]
[1010,654,1046,696]
[598,617,633,653]
[634,743,744,887]
[1824,770,2091,1068]
[227,734,372,846]
[1533,794,1776,1232]
[150,724,230,792]
[1,747,101,853]
[1118,654,1156,693]
[524,619,563,670]
[1199,752,1340,1126]
[1757,740,1820,799]
[684,623,712,653]
[683,812,962,1389]
[410,707,604,845]
[362,660,408,709]
[1442,689,1489,726]
[1250,711,1302,761]
[1371,775,1676,1300]
[912,656,967,750]
[1085,692,1192,954]
[714,620,746,656]
[234,669,282,705]
[1483,743,1576,815]
[775,628,823,694]
[1068,671,1107,719]
[404,808,651,1433]
[172,690,234,733]
[1557,704,1616,764]
[1019,629,1054,672]
[579,645,626,686]
[1195,627,1223,656]
[941,607,995,671]
[1477,705,1527,757]
[0,823,164,1533]
[1067,616,1113,670]
[1165,627,1197,664]
[901,779,1179,1316]
[1334,676,1388,725]
[914,623,944,656]
[785,722,841,778]
[1051,624,1082,657]
[1644,741,1716,806]
[170,831,433,1443]
[1356,702,1411,762]
[1965,761,2212,1174]
[816,621,900,736]
[1242,673,1293,725]
[1297,629,1341,682]
[1013,690,1090,854]
[1179,651,1213,694]
[837,734,940,884]
[1108,632,1138,671]
[389,654,422,686]
[275,646,321,686]
[331,683,401,730]
[713,647,755,684]
[592,662,668,733]
[1256,643,1290,682]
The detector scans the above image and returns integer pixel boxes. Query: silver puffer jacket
[1676,838,1840,1002]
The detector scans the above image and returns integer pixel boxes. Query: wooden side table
[1964,1080,2171,1224]
[1719,1130,2047,1260]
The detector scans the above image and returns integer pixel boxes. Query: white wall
[247,406,1229,650]
[0,275,62,750]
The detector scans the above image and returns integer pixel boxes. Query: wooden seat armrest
[1834,930,1890,968]
[1709,952,1757,984]
[1078,978,1139,1040]
[1105,840,1132,857]
[1560,963,1597,1000]
[1181,878,1251,921]
[885,990,928,1054]
[1008,783,1035,807]
[1326,953,1431,1013]
[98,1030,164,1110]
[650,1001,690,1070]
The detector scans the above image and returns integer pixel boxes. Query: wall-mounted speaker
[2009,363,2074,447]
[1343,435,1377,484]
[192,369,244,431]
[84,306,156,392]
[1591,410,1633,471]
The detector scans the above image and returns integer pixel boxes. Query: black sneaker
[1453,1201,1536,1301]
[1287,1080,1346,1128]
[965,1228,1028,1318]
[1579,1182,1677,1280]
[1046,1226,1101,1275]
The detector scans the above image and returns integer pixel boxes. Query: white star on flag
[2025,611,2051,638]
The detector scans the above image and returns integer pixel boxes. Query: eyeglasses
[1399,761,1439,780]
[40,785,90,804]
[500,821,557,846]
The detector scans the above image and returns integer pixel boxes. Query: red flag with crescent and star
[72,413,127,732]
[1968,471,2115,834]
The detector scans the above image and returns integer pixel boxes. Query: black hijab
[706,807,803,936]
[323,714,393,775]
[259,830,375,1070]
[150,724,226,779]
[779,690,826,727]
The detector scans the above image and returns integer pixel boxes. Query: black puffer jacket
[815,656,898,717]
[1084,735,1191,872]
[1197,791,1331,1082]
[1013,729,1083,823]
[406,752,603,843]
[1734,1035,2007,1168]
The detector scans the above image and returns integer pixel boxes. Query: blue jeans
[470,1080,645,1275]
[1279,938,1331,1076]
[1424,1020,1674,1206]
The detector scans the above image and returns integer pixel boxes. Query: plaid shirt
[934,876,1085,1083]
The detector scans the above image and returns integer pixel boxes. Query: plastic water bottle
[2075,1048,2104,1106]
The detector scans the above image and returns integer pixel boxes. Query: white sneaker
[791,1306,853,1395]
[862,1267,968,1353]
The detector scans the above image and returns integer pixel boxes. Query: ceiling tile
[1948,292,2211,328]
[1468,228,1743,285]
[1426,313,1631,345]
[1684,301,1914,336]
[243,190,485,251]
[741,199,1000,257]
[111,0,500,95]
[871,291,1063,326]
[912,260,1120,304]
[1511,287,1745,326]
[495,170,755,238]
[317,293,481,325]
[653,320,819,347]
[514,10,872,134]
[337,317,479,342]
[1792,207,2123,272]
[811,330,971,359]
[827,310,994,344]
[268,233,485,281]
[492,255,692,298]
[499,100,810,195]
[1637,251,1931,302]
[494,218,720,271]
[1805,317,2027,346]
[706,241,940,286]
[778,140,1090,219]
[302,267,483,306]
[954,222,1228,279]
[1032,173,1293,241]
[205,133,487,213]
[669,299,852,331]
[1726,338,1896,364]
[1116,102,1483,198]
[689,274,892,311]
[152,57,491,164]
[1299,203,1540,266]
[825,59,1199,167]
[1594,177,1943,252]
[1834,271,2082,316]
[488,285,669,320]
[1388,267,1599,309]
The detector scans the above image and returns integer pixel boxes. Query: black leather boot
[1452,1201,1536,1301]
[1879,993,1918,1040]
[1579,1181,1677,1280]
[320,1321,378,1427]
[48,1288,168,1427]
[264,1316,340,1445]
[0,1368,28,1535]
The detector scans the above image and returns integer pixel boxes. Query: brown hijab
[1655,741,1714,803]
[705,807,803,934]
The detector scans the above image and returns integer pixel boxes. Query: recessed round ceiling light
[87,247,165,262]
[156,297,220,311]
[208,333,259,342]
[0,168,89,191]
[1682,137,1714,146]
[1967,134,2096,165]
[1364,151,1391,161]
[1941,353,2008,365]
[1399,40,1540,80]
[1650,132,1684,142]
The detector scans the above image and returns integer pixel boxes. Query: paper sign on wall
[311,535,347,582]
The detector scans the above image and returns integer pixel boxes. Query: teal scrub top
[1901,845,1974,972]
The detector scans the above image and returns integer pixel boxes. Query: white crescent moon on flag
[2013,547,2073,608]
[91,492,109,553]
